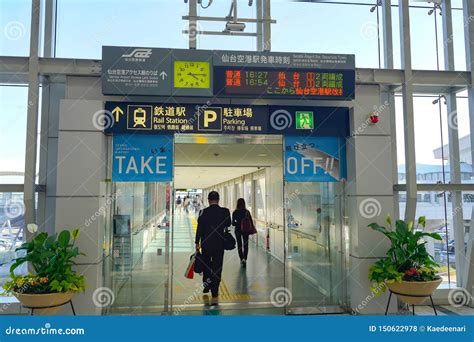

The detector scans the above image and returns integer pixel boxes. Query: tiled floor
[109,212,338,315]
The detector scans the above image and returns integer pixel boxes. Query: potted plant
[2,224,86,315]
[368,215,443,305]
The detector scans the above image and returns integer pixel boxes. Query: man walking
[195,191,231,303]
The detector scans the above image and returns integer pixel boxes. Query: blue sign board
[284,136,346,182]
[103,102,350,137]
[112,134,173,182]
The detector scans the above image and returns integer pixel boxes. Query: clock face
[174,61,210,89]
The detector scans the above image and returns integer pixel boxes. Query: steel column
[263,0,271,51]
[463,0,474,185]
[399,0,417,221]
[381,0,394,70]
[381,0,399,219]
[42,0,57,58]
[256,0,263,51]
[442,0,465,286]
[188,0,198,49]
[23,0,41,228]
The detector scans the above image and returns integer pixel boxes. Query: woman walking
[232,198,253,267]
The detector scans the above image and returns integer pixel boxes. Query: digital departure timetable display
[214,67,355,100]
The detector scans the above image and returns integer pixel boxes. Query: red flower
[405,267,420,277]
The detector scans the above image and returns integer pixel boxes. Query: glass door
[284,181,347,314]
[103,181,173,314]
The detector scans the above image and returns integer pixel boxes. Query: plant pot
[387,278,443,305]
[13,292,74,315]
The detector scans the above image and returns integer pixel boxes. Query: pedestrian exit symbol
[296,111,314,129]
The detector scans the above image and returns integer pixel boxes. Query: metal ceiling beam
[182,15,276,23]
[1,57,471,89]
[394,184,474,192]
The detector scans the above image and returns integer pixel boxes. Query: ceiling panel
[174,140,282,188]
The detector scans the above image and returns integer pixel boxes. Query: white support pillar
[256,0,263,51]
[381,0,399,220]
[23,0,41,229]
[262,0,271,51]
[462,0,474,289]
[398,0,417,222]
[442,0,465,286]
[463,0,474,177]
[188,0,198,49]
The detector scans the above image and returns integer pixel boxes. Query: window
[272,2,380,68]
[0,86,28,183]
[0,0,31,56]
[55,0,188,59]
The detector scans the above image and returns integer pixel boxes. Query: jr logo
[121,48,153,59]
[197,107,222,131]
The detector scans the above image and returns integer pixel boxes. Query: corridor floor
[109,212,329,315]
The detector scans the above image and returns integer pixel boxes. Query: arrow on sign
[112,106,124,122]
[160,71,168,80]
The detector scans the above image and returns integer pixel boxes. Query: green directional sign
[296,111,314,129]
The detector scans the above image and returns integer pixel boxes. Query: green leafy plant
[368,215,442,293]
[2,226,86,295]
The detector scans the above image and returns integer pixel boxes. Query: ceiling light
[257,153,267,157]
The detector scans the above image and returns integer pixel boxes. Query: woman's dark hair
[236,198,246,210]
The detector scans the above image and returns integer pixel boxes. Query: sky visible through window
[0,0,471,175]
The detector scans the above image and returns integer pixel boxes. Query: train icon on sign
[127,105,152,130]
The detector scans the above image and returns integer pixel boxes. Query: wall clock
[174,61,210,89]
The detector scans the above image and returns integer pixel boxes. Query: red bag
[241,211,257,235]
[185,254,195,279]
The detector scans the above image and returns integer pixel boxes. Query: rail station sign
[284,136,346,182]
[103,101,350,136]
[102,46,355,100]
[112,134,173,182]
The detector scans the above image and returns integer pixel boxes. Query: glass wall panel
[451,9,467,71]
[395,95,405,183]
[244,179,253,215]
[196,1,256,51]
[0,0,31,56]
[0,192,26,289]
[455,96,473,182]
[0,86,28,184]
[285,182,345,311]
[399,189,457,286]
[409,7,439,70]
[272,2,380,68]
[413,95,448,181]
[255,176,266,222]
[55,0,188,59]
[105,182,171,313]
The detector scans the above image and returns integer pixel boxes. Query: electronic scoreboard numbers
[214,67,355,100]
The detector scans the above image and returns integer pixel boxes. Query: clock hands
[187,72,207,80]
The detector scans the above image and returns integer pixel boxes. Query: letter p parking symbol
[198,107,222,131]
